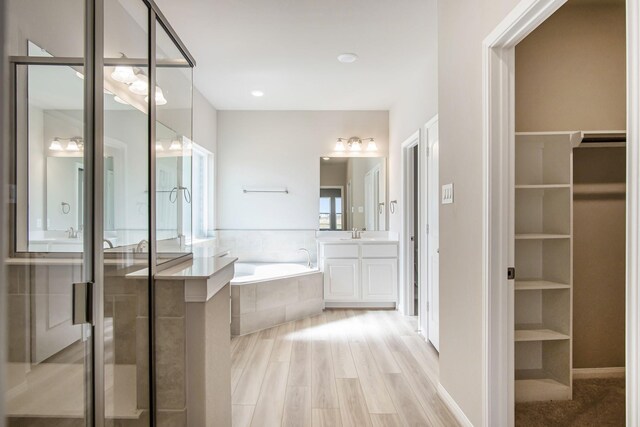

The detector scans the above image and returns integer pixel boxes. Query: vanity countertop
[316,237,399,245]
[154,256,237,280]
[125,255,236,280]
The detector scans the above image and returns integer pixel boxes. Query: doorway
[482,0,639,425]
[401,132,421,318]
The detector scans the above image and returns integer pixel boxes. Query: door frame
[422,115,438,345]
[482,0,640,425]
[400,130,422,316]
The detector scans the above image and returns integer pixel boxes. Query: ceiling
[153,0,436,110]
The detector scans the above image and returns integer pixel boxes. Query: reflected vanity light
[145,86,168,105]
[155,142,164,151]
[128,74,148,95]
[335,136,377,152]
[49,137,84,152]
[169,139,182,150]
[322,157,331,161]
[49,138,63,151]
[111,65,137,84]
[66,139,80,152]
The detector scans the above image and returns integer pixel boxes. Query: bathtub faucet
[298,248,312,269]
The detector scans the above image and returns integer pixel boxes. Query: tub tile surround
[217,230,318,263]
[231,272,324,336]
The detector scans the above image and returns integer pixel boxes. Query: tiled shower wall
[216,230,318,263]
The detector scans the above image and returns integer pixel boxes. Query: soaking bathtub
[230,262,324,336]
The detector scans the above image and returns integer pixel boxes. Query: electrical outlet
[442,183,454,204]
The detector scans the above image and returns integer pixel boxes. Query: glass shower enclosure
[3,1,194,425]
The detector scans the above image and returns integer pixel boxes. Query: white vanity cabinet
[319,240,398,307]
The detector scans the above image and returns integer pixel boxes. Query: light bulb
[128,74,148,95]
[49,138,63,151]
[66,140,80,151]
[366,139,378,151]
[145,86,167,105]
[111,65,137,84]
[335,139,346,152]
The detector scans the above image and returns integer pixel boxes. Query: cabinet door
[361,258,398,302]
[324,258,359,301]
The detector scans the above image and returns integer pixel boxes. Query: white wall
[386,0,439,235]
[217,110,389,230]
[438,0,522,425]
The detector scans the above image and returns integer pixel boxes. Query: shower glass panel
[103,0,151,424]
[6,64,91,427]
[3,1,194,426]
[155,20,193,262]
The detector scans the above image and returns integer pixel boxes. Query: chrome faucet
[351,228,361,239]
[298,248,312,269]
[67,227,78,238]
[103,239,114,249]
[135,239,149,253]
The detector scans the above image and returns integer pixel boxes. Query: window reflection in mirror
[319,157,387,231]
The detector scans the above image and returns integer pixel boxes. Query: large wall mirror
[14,41,203,254]
[319,157,387,231]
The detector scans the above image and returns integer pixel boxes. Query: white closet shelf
[515,280,570,290]
[515,326,570,342]
[515,234,571,240]
[515,377,571,402]
[515,184,571,189]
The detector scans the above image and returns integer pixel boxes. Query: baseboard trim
[437,383,474,427]
[573,367,625,379]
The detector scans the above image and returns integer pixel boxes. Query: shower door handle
[73,282,94,325]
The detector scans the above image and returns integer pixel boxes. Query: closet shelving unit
[514,131,580,402]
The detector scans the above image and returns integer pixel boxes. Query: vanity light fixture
[66,139,80,152]
[145,86,168,105]
[111,64,138,84]
[155,142,164,151]
[49,138,63,151]
[49,137,84,151]
[334,136,377,152]
[128,74,148,95]
[169,138,182,151]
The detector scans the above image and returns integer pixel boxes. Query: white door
[427,118,440,351]
[362,258,398,301]
[323,258,359,301]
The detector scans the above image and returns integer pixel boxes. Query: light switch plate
[442,183,454,204]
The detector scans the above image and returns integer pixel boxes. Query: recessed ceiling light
[337,53,358,63]
[251,90,264,97]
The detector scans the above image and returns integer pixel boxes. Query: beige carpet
[515,378,625,426]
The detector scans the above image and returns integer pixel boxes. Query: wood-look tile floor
[230,309,459,427]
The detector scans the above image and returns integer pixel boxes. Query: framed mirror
[319,157,387,231]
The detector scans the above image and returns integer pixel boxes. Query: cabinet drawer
[323,244,359,258]
[361,244,398,258]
